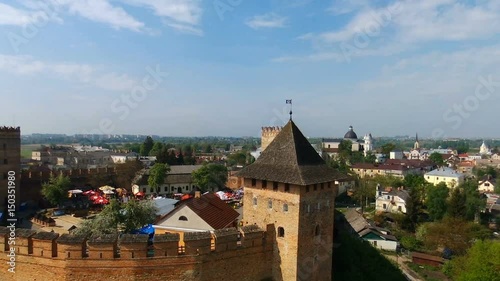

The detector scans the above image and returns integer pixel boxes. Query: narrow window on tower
[306,185,310,193]
[262,180,267,189]
[321,183,324,190]
[268,199,273,209]
[253,197,257,206]
[273,182,278,191]
[283,203,288,212]
[251,179,256,186]
[285,183,290,192]
[278,227,285,237]
[314,184,317,191]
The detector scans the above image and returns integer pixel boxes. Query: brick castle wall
[0,226,273,281]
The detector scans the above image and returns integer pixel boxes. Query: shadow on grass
[333,233,407,281]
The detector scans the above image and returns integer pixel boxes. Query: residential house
[375,186,410,214]
[140,165,204,195]
[153,192,239,244]
[478,175,497,193]
[110,152,138,164]
[457,161,475,174]
[351,159,433,179]
[492,153,500,160]
[344,209,399,251]
[424,167,465,188]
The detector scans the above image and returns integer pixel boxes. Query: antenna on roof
[286,99,292,120]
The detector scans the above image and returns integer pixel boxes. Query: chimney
[195,191,201,198]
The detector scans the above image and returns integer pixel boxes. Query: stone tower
[261,126,282,151]
[0,126,21,210]
[239,120,340,281]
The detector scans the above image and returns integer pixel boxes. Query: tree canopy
[140,136,154,156]
[148,163,170,193]
[73,199,158,236]
[41,174,71,206]
[426,182,449,221]
[429,152,445,166]
[444,240,500,281]
[192,163,228,192]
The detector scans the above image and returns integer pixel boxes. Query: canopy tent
[99,185,115,192]
[68,189,83,194]
[103,190,115,195]
[83,190,96,195]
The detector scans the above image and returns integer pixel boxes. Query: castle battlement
[0,126,20,133]
[0,226,269,261]
[20,167,116,181]
[0,226,274,281]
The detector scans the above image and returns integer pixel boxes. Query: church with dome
[480,141,492,155]
[322,125,374,159]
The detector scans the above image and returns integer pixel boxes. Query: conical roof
[238,120,342,185]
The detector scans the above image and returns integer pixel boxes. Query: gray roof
[168,165,203,175]
[387,189,411,202]
[238,120,343,186]
[153,198,178,216]
[425,167,463,177]
[344,209,371,233]
[358,228,397,241]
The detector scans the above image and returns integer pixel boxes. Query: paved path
[384,254,423,281]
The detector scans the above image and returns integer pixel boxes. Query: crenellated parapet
[20,167,116,181]
[261,126,283,151]
[0,226,268,261]
[184,231,212,255]
[0,126,20,132]
[87,234,118,259]
[213,228,239,252]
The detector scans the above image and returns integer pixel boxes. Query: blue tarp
[131,224,155,236]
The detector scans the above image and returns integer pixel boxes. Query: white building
[480,141,492,155]
[390,151,404,160]
[478,176,496,193]
[425,167,465,188]
[322,126,374,159]
[375,187,410,214]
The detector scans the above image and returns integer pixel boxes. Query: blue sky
[1,0,499,138]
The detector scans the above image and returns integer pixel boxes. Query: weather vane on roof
[286,99,292,120]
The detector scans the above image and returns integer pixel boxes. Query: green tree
[140,136,154,156]
[192,163,228,192]
[429,152,445,166]
[41,174,71,206]
[495,181,500,194]
[426,182,449,221]
[447,187,466,219]
[422,218,490,255]
[403,186,424,231]
[364,151,376,164]
[381,143,396,155]
[121,199,158,233]
[149,142,164,156]
[461,181,485,221]
[73,199,158,236]
[403,174,426,189]
[444,240,500,281]
[148,163,170,194]
[352,178,376,212]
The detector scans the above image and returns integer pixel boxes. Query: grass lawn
[406,262,450,281]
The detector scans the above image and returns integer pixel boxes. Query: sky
[1,0,500,139]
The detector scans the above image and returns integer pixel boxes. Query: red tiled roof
[185,193,239,229]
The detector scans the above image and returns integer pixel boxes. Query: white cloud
[0,2,60,26]
[286,0,500,62]
[246,13,288,29]
[122,0,203,35]
[166,23,203,36]
[328,0,371,15]
[123,0,202,25]
[0,54,139,91]
[63,0,145,32]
